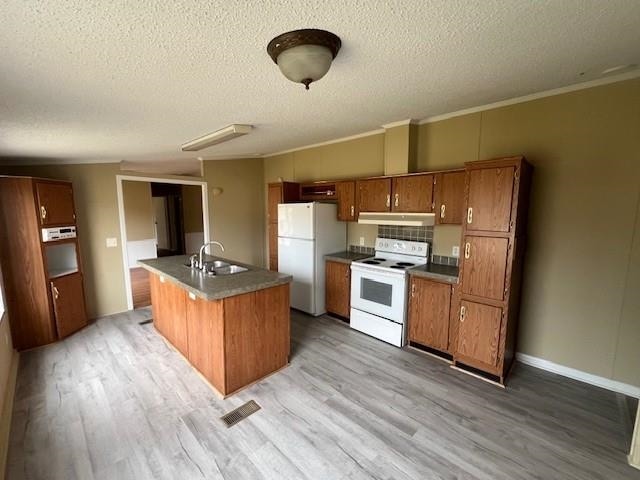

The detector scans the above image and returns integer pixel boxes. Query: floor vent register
[220,400,261,428]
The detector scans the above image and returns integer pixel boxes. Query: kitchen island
[139,255,292,397]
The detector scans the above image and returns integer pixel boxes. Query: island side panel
[223,284,290,394]
[186,295,226,394]
[149,273,188,357]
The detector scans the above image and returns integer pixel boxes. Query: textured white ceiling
[1,0,639,163]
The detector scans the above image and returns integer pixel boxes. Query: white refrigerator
[278,202,347,316]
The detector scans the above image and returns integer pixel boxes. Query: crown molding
[419,70,640,124]
[381,119,417,129]
[263,128,385,158]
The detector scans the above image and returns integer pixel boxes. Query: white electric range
[350,237,429,347]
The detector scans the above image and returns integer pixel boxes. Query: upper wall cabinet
[465,167,515,232]
[336,181,356,221]
[36,181,76,226]
[434,171,465,224]
[392,175,434,213]
[357,178,392,212]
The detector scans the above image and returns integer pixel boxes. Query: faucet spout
[198,240,225,270]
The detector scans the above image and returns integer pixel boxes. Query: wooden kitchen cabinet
[0,176,88,351]
[50,273,88,339]
[357,178,392,212]
[336,181,356,221]
[392,174,434,213]
[456,300,503,369]
[454,156,531,384]
[466,166,515,232]
[434,171,465,224]
[149,273,188,357]
[267,181,299,271]
[408,277,451,352]
[325,260,351,319]
[461,236,510,301]
[36,181,76,226]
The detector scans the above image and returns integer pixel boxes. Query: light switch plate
[359,236,365,246]
[106,237,118,248]
[452,246,460,257]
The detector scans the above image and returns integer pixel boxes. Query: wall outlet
[452,246,460,257]
[106,237,118,248]
[359,236,365,246]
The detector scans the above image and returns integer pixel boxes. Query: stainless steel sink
[214,265,248,275]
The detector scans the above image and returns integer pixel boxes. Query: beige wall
[182,185,204,233]
[203,158,265,267]
[416,78,640,386]
[122,181,154,241]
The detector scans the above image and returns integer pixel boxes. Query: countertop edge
[408,269,459,285]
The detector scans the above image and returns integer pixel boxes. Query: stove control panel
[374,237,429,257]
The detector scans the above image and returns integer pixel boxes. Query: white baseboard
[0,351,19,480]
[126,239,157,268]
[516,352,640,399]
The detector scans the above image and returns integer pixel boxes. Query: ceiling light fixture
[181,124,253,151]
[267,29,341,90]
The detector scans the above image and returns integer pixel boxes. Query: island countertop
[138,255,292,301]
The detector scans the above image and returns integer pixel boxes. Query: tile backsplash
[378,225,433,242]
[431,254,459,267]
[348,245,375,255]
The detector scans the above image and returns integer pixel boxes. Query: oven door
[350,265,407,323]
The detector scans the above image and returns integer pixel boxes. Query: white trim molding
[264,128,385,158]
[516,353,640,399]
[116,175,210,310]
[382,119,417,129]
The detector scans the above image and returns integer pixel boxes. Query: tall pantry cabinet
[0,176,88,351]
[267,182,300,271]
[453,157,532,383]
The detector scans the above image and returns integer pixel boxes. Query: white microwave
[42,226,77,242]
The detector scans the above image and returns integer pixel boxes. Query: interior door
[36,182,76,226]
[357,178,392,212]
[51,273,87,338]
[456,300,502,367]
[392,175,434,213]
[408,277,451,351]
[466,167,515,232]
[435,171,465,224]
[336,181,356,221]
[461,236,509,301]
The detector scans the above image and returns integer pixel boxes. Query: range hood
[357,212,435,226]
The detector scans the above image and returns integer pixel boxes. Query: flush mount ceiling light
[267,29,341,90]
[181,124,253,151]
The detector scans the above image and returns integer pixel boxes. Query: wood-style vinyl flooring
[6,309,640,480]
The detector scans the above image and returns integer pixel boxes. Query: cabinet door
[456,300,502,367]
[268,184,283,224]
[186,294,225,393]
[461,236,509,301]
[357,178,392,212]
[408,277,451,351]
[51,273,87,339]
[392,175,434,213]
[36,182,76,226]
[149,273,188,356]
[336,181,356,221]
[325,261,350,318]
[268,225,278,271]
[435,171,465,224]
[466,167,515,232]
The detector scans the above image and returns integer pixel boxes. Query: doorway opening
[116,175,209,311]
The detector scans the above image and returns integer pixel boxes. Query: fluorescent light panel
[181,124,253,151]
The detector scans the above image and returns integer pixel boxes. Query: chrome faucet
[198,240,225,270]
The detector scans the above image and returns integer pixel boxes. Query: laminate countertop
[408,263,459,284]
[324,251,371,264]
[138,255,292,301]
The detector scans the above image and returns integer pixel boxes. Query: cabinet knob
[350,205,354,217]
[411,283,416,297]
[52,284,60,300]
[459,305,466,322]
[394,193,399,207]
[386,194,390,208]
[440,204,446,218]
[464,242,471,259]
[467,207,473,224]
[40,205,47,220]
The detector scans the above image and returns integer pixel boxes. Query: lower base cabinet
[325,260,351,319]
[149,274,188,356]
[455,300,503,374]
[50,272,88,339]
[408,277,452,352]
